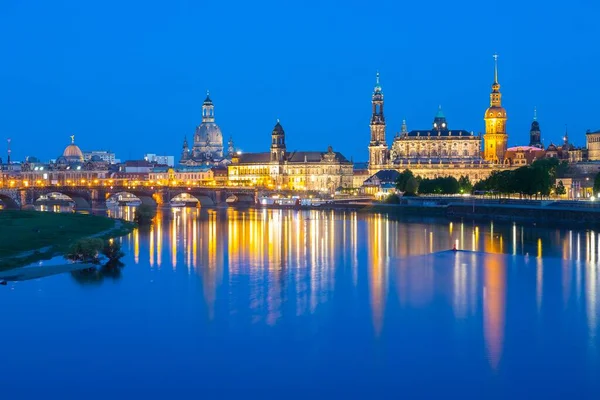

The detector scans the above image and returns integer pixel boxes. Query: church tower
[483,54,508,163]
[529,107,542,148]
[271,120,286,162]
[181,136,190,162]
[368,72,388,168]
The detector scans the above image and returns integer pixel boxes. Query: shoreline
[0,211,134,271]
[252,198,600,227]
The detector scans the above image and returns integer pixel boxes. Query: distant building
[504,146,545,166]
[529,108,542,148]
[228,121,353,192]
[83,150,119,164]
[149,166,214,185]
[361,169,400,197]
[211,166,228,186]
[120,160,156,174]
[144,154,174,167]
[545,130,586,163]
[352,162,370,188]
[586,129,600,161]
[20,136,110,185]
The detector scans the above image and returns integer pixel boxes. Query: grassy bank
[0,210,134,270]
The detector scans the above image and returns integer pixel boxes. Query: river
[1,206,599,398]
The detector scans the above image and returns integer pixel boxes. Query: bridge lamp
[24,180,29,187]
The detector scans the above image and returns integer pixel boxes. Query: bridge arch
[106,191,157,207]
[170,190,216,207]
[35,191,91,210]
[0,194,20,209]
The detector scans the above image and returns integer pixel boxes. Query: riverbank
[0,210,134,270]
[360,197,600,227]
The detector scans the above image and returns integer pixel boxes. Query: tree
[134,204,156,225]
[555,180,566,196]
[594,173,600,195]
[458,176,473,194]
[102,240,125,265]
[418,177,460,195]
[65,238,104,264]
[395,169,419,196]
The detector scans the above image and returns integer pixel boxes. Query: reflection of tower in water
[483,254,506,370]
[367,213,388,336]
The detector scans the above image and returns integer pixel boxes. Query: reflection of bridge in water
[0,186,258,210]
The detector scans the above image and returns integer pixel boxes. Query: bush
[382,194,400,204]
[102,240,125,262]
[65,238,104,264]
[134,204,156,225]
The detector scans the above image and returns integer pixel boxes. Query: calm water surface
[1,207,599,399]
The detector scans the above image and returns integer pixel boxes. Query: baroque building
[228,121,353,192]
[363,56,519,185]
[389,106,481,164]
[180,92,229,166]
[483,54,508,163]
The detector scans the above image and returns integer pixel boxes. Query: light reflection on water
[2,205,600,397]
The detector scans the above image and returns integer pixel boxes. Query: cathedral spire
[374,71,382,93]
[493,53,499,84]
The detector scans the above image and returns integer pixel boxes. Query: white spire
[493,53,499,83]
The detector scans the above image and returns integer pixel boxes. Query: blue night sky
[1,0,599,163]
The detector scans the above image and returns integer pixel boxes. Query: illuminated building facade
[586,129,600,161]
[19,136,110,185]
[149,166,214,185]
[228,121,353,192]
[366,67,502,183]
[390,107,481,163]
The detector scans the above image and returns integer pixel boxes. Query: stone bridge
[0,186,258,210]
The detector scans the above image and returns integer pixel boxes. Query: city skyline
[1,1,599,162]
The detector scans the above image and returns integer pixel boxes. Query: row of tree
[393,158,571,197]
[473,158,568,197]
[394,170,473,196]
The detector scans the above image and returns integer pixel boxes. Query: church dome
[195,122,223,145]
[484,106,507,119]
[62,137,84,162]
